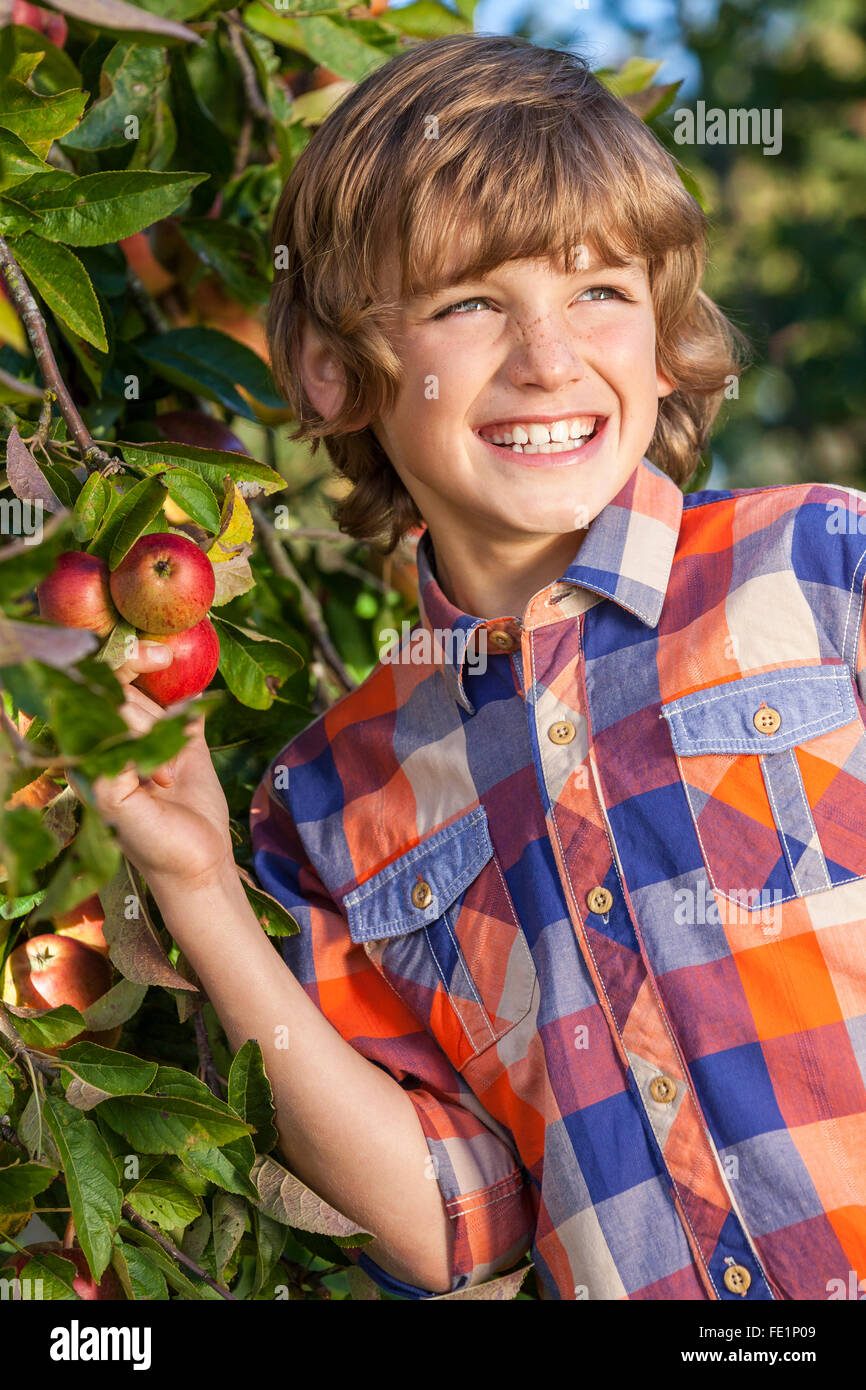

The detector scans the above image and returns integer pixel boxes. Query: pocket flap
[660,664,857,756]
[343,806,493,943]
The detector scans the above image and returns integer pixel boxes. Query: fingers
[114,639,174,687]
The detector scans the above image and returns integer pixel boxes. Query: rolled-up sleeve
[249,761,536,1296]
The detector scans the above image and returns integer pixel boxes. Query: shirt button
[649,1074,678,1104]
[411,879,433,910]
[548,720,576,744]
[753,703,781,735]
[586,886,613,914]
[723,1264,752,1296]
[488,628,516,652]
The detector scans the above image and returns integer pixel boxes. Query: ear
[297,310,373,429]
[656,364,676,399]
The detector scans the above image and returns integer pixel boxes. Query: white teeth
[524,443,539,453]
[550,420,570,443]
[503,431,513,444]
[512,443,523,452]
[479,415,600,454]
[527,423,550,445]
[512,425,529,445]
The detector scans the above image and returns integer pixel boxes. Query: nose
[506,313,586,394]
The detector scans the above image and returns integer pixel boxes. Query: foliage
[0,0,701,1301]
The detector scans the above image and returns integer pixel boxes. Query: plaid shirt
[250,457,866,1301]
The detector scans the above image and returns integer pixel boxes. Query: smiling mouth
[476,415,604,454]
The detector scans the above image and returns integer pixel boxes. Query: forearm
[147,864,453,1292]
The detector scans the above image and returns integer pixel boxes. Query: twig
[233,112,254,181]
[0,1120,26,1150]
[125,262,170,335]
[252,502,356,695]
[226,14,272,122]
[0,232,120,473]
[121,1202,238,1300]
[193,1007,225,1098]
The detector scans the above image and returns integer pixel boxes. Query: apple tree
[0,1,686,1301]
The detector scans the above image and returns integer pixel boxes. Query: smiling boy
[98,32,866,1303]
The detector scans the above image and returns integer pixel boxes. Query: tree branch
[193,1007,225,1098]
[0,232,120,473]
[252,502,356,696]
[121,1202,238,1300]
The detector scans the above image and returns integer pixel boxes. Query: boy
[98,33,866,1301]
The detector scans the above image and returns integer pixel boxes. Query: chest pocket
[342,806,537,1069]
[660,663,866,905]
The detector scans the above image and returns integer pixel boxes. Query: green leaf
[126,1177,202,1233]
[253,1206,286,1296]
[379,0,472,37]
[80,976,148,1032]
[21,170,208,246]
[119,1221,217,1298]
[58,1042,158,1104]
[214,618,302,710]
[73,472,112,542]
[177,218,270,305]
[0,192,43,234]
[0,128,51,192]
[0,1247,79,1299]
[181,1138,259,1201]
[212,1191,247,1277]
[228,1040,278,1153]
[0,804,60,895]
[596,56,663,97]
[243,7,388,82]
[163,466,222,531]
[112,1239,168,1300]
[87,474,167,565]
[133,326,286,419]
[240,873,299,940]
[61,44,169,151]
[168,51,232,213]
[0,65,86,159]
[1,1001,87,1051]
[11,233,107,351]
[98,1094,254,1154]
[0,1160,58,1209]
[119,439,286,497]
[42,1092,123,1283]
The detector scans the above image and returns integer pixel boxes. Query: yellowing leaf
[208,476,254,564]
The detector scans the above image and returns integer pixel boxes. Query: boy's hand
[92,642,235,891]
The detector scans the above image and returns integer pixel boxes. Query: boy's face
[369,245,674,552]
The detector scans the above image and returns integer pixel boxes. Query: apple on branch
[132,617,220,706]
[54,893,110,959]
[2,935,121,1052]
[109,532,215,634]
[36,552,119,637]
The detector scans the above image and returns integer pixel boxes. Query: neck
[427,523,587,622]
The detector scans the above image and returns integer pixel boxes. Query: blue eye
[434,297,490,319]
[578,286,626,301]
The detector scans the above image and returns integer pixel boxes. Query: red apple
[1,934,120,1053]
[132,617,220,706]
[54,893,110,959]
[109,532,215,634]
[5,1244,126,1300]
[119,231,175,295]
[11,1,68,47]
[36,552,119,637]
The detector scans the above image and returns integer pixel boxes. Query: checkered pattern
[250,458,866,1300]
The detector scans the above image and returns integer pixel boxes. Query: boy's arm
[146,863,464,1292]
[248,775,536,1298]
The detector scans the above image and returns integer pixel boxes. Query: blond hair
[268,32,750,553]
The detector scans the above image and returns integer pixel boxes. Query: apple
[11,1,68,47]
[2,934,120,1053]
[132,616,220,706]
[54,893,110,959]
[5,1244,126,1300]
[109,533,215,634]
[36,552,119,637]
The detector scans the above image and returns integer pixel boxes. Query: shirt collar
[415,456,684,713]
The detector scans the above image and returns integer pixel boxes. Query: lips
[475,414,608,461]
